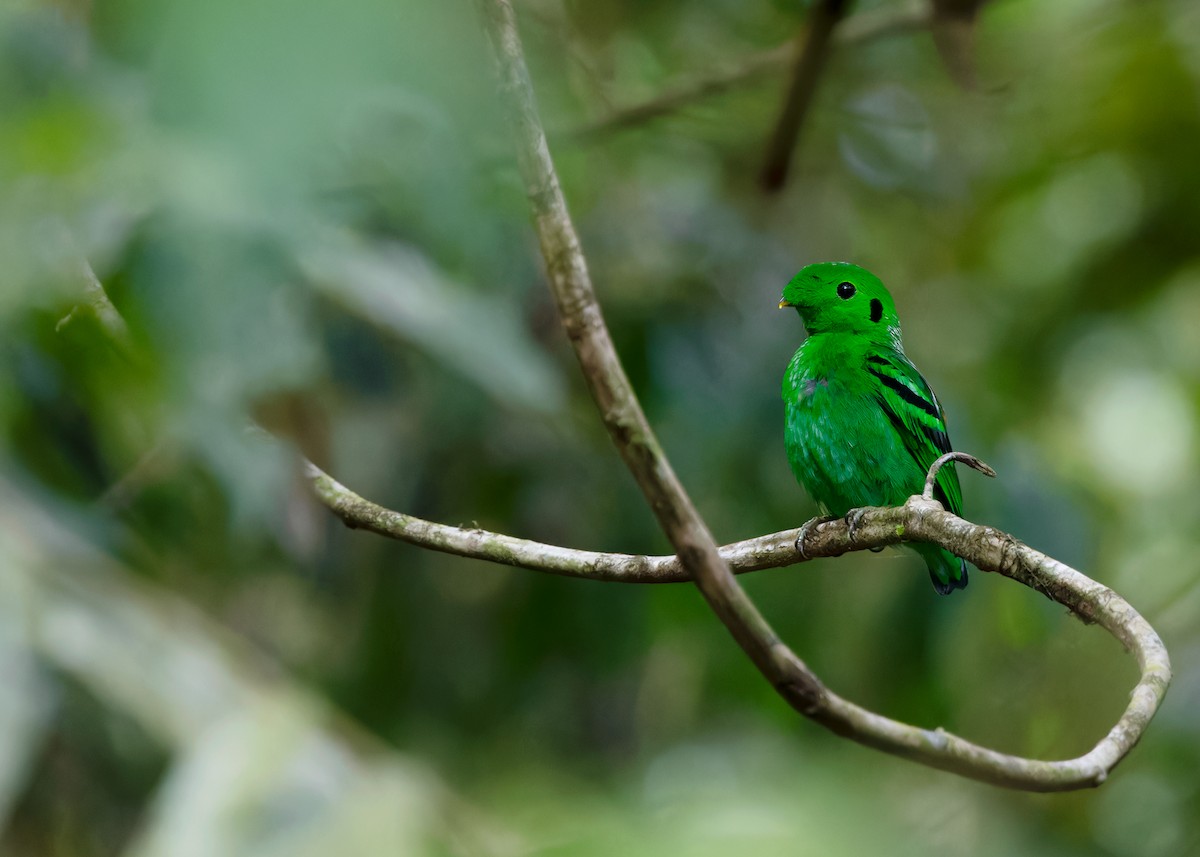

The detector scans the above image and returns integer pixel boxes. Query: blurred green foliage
[1,0,1199,854]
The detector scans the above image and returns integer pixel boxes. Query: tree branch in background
[474,0,1169,791]
[760,0,854,191]
[565,2,931,142]
[930,0,990,90]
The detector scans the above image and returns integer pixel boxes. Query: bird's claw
[845,508,868,543]
[794,515,836,559]
[845,508,885,551]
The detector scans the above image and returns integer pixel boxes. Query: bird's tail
[913,542,968,595]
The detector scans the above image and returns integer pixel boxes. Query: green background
[1,0,1198,854]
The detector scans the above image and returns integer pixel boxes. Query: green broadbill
[780,262,967,594]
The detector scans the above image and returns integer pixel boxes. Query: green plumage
[780,262,967,594]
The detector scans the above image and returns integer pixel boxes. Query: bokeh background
[2,0,1199,854]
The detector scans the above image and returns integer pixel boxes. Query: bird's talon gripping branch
[845,507,868,543]
[795,514,836,558]
[844,508,885,551]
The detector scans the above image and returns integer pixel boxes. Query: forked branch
[65,0,1168,794]
[470,0,1170,791]
[566,3,930,141]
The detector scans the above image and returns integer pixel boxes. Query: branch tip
[923,451,997,500]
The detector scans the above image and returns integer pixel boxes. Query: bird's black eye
[836,282,856,300]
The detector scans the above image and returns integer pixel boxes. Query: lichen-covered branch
[472,0,1170,792]
[309,460,811,581]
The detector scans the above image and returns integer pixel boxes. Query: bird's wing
[864,349,963,515]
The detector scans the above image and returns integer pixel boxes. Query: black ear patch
[870,298,883,323]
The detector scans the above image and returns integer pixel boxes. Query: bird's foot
[845,507,868,543]
[844,507,884,551]
[795,515,837,559]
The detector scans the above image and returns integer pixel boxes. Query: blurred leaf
[0,610,54,828]
[836,84,937,191]
[126,696,452,857]
[302,235,566,415]
[0,478,501,857]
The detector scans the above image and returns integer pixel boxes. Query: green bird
[780,262,967,594]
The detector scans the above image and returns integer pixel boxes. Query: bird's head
[779,262,900,337]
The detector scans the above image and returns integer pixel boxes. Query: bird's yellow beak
[778,299,794,309]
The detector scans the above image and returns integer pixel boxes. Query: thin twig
[77,258,131,343]
[565,2,931,142]
[922,451,996,500]
[57,256,136,361]
[100,441,174,511]
[930,0,990,90]
[475,0,1169,791]
[760,0,854,191]
[58,259,127,338]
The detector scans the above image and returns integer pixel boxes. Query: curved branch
[922,450,996,499]
[467,0,1168,792]
[310,459,1170,790]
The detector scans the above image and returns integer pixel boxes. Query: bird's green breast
[782,334,916,515]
